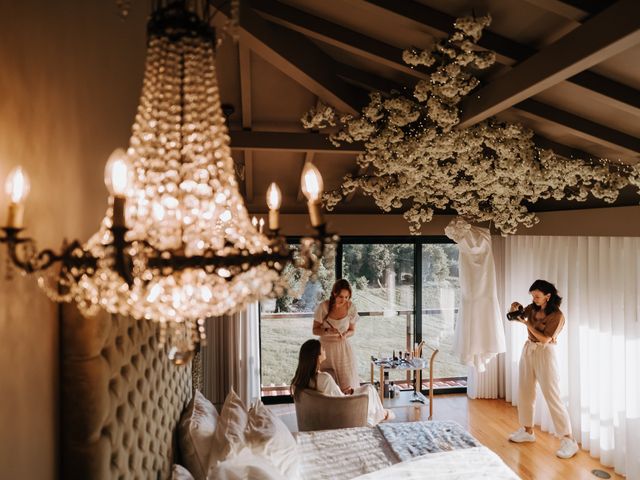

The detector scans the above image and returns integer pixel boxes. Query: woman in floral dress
[312,279,360,392]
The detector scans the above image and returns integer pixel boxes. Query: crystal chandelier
[0,1,336,363]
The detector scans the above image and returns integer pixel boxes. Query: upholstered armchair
[294,389,369,431]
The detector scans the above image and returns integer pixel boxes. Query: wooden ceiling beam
[337,62,406,94]
[458,0,640,127]
[364,0,534,65]
[239,43,252,129]
[552,0,609,16]
[522,0,607,20]
[365,0,640,117]
[243,150,254,202]
[249,0,426,79]
[521,0,591,21]
[515,99,640,157]
[229,131,364,154]
[230,129,616,164]
[533,135,598,161]
[239,3,367,114]
[569,71,640,114]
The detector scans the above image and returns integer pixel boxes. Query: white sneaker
[509,427,536,443]
[556,438,579,459]
[384,410,396,422]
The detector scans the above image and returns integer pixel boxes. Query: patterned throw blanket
[377,420,480,461]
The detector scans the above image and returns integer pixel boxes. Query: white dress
[313,300,360,390]
[444,217,506,372]
[311,371,386,427]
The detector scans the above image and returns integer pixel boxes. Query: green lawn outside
[260,310,467,387]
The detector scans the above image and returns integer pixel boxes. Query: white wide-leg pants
[518,340,572,437]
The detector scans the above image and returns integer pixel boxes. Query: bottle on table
[383,372,390,398]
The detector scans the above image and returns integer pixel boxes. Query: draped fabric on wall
[503,236,640,478]
[202,302,261,409]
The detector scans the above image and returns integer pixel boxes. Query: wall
[0,1,146,477]
[276,205,640,237]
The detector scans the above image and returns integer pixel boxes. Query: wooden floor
[269,394,622,480]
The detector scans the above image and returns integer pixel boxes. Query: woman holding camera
[508,279,579,459]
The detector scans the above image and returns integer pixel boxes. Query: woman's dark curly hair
[529,279,562,314]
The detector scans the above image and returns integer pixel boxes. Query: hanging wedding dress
[445,218,505,372]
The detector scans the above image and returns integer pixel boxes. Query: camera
[506,305,525,321]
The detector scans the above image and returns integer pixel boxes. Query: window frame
[259,234,462,404]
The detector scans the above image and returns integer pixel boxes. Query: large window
[259,237,465,396]
[259,245,336,388]
[421,243,465,379]
[343,243,414,384]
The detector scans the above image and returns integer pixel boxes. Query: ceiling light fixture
[0,0,336,363]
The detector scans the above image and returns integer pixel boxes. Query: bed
[59,308,519,480]
[296,420,520,480]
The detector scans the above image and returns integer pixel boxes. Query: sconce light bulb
[5,166,31,204]
[266,182,282,210]
[104,148,132,196]
[301,162,324,202]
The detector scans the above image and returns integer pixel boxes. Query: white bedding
[296,426,397,479]
[296,421,521,480]
[352,446,521,480]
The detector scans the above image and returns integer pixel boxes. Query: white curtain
[503,236,640,478]
[202,302,261,409]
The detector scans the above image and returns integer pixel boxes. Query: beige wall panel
[0,1,147,478]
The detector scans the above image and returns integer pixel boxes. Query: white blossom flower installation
[302,14,640,235]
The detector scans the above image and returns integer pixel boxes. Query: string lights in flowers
[302,14,640,235]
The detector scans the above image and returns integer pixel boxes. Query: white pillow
[177,390,218,480]
[171,464,195,480]
[245,400,300,480]
[209,388,249,465]
[207,447,286,480]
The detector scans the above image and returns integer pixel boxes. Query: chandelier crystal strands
[0,1,336,364]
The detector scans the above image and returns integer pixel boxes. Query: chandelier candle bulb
[103,148,132,228]
[300,162,325,227]
[266,182,282,231]
[4,166,31,229]
[307,200,324,228]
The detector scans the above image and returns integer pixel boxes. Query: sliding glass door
[421,243,466,379]
[259,245,336,390]
[342,242,414,383]
[259,237,465,398]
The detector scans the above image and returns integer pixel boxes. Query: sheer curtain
[503,236,640,478]
[202,302,262,409]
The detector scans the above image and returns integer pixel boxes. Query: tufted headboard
[60,305,192,480]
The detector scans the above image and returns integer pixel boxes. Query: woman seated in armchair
[291,339,395,426]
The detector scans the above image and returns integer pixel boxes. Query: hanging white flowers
[301,14,640,235]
